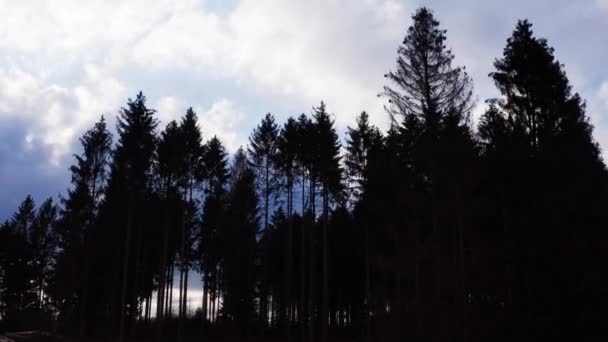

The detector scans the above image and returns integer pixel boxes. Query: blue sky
[1,0,608,218]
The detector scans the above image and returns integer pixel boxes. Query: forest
[1,6,607,341]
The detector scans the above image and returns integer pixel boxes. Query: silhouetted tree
[221,148,259,335]
[176,108,204,341]
[248,113,280,325]
[52,116,112,336]
[312,102,342,342]
[0,197,37,330]
[276,117,300,334]
[155,120,184,339]
[198,136,229,327]
[478,19,608,339]
[101,91,158,341]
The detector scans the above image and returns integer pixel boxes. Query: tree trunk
[308,180,315,342]
[182,266,189,318]
[177,260,184,342]
[364,219,371,342]
[300,174,306,342]
[168,262,174,318]
[201,272,208,334]
[79,233,90,339]
[285,180,293,340]
[321,188,328,342]
[119,203,134,342]
[155,204,169,341]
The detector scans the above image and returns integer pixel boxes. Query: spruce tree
[199,136,229,326]
[221,148,259,335]
[248,113,279,326]
[103,91,158,341]
[480,20,608,338]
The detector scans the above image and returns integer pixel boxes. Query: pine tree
[382,7,473,125]
[30,198,57,311]
[312,102,342,342]
[199,136,229,327]
[176,108,204,341]
[345,111,382,203]
[248,113,279,326]
[155,120,184,339]
[103,91,158,341]
[480,20,608,338]
[344,112,382,338]
[53,116,112,335]
[0,197,37,327]
[380,7,476,339]
[12,195,36,236]
[276,117,300,334]
[221,148,259,335]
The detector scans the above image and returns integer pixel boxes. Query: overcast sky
[1,0,607,218]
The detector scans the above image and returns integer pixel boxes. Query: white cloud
[198,98,246,152]
[0,63,126,165]
[1,0,399,165]
[156,96,246,153]
[1,0,608,172]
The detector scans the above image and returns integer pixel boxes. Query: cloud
[156,96,246,153]
[0,63,126,166]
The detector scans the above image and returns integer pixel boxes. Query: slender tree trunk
[156,199,170,341]
[164,263,171,318]
[364,218,371,342]
[260,160,270,328]
[285,180,293,340]
[203,273,209,320]
[457,202,467,341]
[79,233,90,339]
[130,221,144,336]
[308,176,315,342]
[212,267,218,323]
[119,202,134,342]
[201,273,208,334]
[321,188,328,342]
[300,174,306,342]
[144,295,150,324]
[168,262,174,318]
[177,259,185,342]
[182,266,189,318]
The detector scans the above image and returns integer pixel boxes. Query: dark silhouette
[1,6,608,342]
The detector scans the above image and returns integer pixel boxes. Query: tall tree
[276,117,300,335]
[198,136,229,327]
[176,108,204,341]
[380,7,476,339]
[30,198,58,311]
[479,19,608,338]
[344,111,382,339]
[53,116,112,336]
[0,197,36,329]
[103,91,158,341]
[155,120,184,339]
[312,102,342,342]
[221,148,259,335]
[382,7,473,125]
[345,111,382,204]
[248,113,279,325]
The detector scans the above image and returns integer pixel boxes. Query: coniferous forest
[1,7,608,341]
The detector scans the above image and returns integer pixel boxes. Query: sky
[1,0,608,218]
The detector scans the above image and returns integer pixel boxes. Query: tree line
[1,7,607,341]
